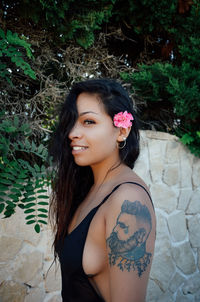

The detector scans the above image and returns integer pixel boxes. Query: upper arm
[105,185,155,302]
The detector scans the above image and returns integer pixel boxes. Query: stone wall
[0,130,200,302]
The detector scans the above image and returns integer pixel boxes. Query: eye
[84,119,95,125]
[119,222,126,229]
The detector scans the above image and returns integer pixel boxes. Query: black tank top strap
[97,181,154,210]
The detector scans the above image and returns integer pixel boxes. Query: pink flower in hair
[113,111,134,128]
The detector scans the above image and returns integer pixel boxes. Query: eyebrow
[79,111,99,116]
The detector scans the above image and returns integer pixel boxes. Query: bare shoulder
[105,179,156,279]
[106,180,154,214]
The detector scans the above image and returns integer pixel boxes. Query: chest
[59,201,107,277]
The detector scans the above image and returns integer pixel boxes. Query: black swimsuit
[57,182,153,302]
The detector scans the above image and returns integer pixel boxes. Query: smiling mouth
[72,146,88,151]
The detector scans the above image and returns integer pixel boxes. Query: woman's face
[68,92,120,168]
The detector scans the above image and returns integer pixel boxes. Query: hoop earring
[117,139,126,149]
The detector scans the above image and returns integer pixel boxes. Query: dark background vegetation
[0,0,199,229]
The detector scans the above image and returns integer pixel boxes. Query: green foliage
[114,0,177,34]
[121,60,200,157]
[12,0,116,49]
[0,27,36,83]
[119,0,200,158]
[0,112,52,232]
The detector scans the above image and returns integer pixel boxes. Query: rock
[169,272,186,293]
[12,251,43,283]
[150,239,176,291]
[165,140,180,164]
[146,279,163,302]
[0,263,8,283]
[163,164,179,186]
[186,190,200,214]
[28,271,43,288]
[24,287,45,302]
[192,157,200,187]
[178,188,193,211]
[176,289,195,302]
[46,295,62,302]
[134,143,151,185]
[1,207,42,246]
[198,249,200,271]
[167,210,187,242]
[148,139,167,183]
[155,210,169,240]
[157,291,174,302]
[0,235,22,262]
[179,145,193,189]
[45,262,61,292]
[44,229,55,262]
[145,130,177,141]
[188,215,200,248]
[151,184,178,213]
[0,280,27,302]
[182,273,200,295]
[195,289,200,302]
[172,242,196,274]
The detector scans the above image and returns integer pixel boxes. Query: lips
[70,144,88,154]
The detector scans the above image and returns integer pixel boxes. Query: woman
[50,78,156,302]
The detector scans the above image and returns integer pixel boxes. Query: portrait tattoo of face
[106,200,152,277]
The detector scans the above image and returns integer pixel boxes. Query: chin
[74,158,91,166]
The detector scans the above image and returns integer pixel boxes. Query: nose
[68,122,82,140]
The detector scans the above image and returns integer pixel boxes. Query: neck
[90,157,125,188]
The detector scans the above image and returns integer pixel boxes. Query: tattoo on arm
[106,200,152,277]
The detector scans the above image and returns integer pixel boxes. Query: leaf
[25,139,31,149]
[24,208,35,214]
[18,172,28,179]
[5,126,17,133]
[0,173,16,180]
[38,219,47,224]
[0,28,5,39]
[35,182,44,189]
[18,203,25,209]
[24,202,36,208]
[37,195,49,199]
[37,189,47,193]
[4,208,15,217]
[13,183,24,189]
[5,200,15,207]
[0,203,5,213]
[24,185,34,192]
[181,133,195,145]
[38,202,49,205]
[31,141,37,152]
[34,164,40,172]
[41,165,46,173]
[38,213,48,218]
[0,185,8,191]
[38,144,44,154]
[8,194,19,202]
[25,214,36,220]
[21,197,36,203]
[26,220,36,224]
[14,116,19,127]
[196,131,200,138]
[38,208,48,213]
[0,179,12,185]
[35,223,40,233]
[10,188,21,194]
